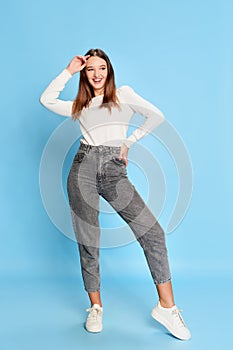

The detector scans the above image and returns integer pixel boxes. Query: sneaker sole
[151,309,190,341]
[85,325,103,333]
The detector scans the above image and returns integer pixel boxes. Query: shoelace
[86,307,102,321]
[171,308,187,328]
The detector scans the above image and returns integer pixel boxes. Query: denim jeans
[67,141,171,292]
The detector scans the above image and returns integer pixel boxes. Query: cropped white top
[39,68,165,148]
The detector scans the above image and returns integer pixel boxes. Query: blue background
[1,0,233,349]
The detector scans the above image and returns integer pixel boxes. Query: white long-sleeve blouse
[39,68,165,148]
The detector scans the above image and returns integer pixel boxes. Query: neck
[94,88,104,97]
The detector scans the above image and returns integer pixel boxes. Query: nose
[93,69,101,78]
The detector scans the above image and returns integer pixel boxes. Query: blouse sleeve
[119,85,165,148]
[39,68,74,117]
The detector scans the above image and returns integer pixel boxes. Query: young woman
[40,48,191,340]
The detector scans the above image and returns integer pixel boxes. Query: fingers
[79,63,86,70]
[118,143,129,167]
[123,158,128,167]
[76,55,90,63]
[76,55,85,64]
[75,55,90,71]
[118,155,128,167]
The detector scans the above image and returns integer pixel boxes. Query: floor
[1,273,233,350]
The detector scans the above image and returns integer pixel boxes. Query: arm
[39,68,74,117]
[120,86,165,148]
[39,55,90,117]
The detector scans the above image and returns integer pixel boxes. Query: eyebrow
[86,64,106,68]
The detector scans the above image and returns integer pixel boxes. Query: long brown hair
[71,48,120,121]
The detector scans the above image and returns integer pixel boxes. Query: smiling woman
[70,49,120,119]
[85,58,107,94]
[39,47,191,340]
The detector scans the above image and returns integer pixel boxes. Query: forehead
[86,56,107,67]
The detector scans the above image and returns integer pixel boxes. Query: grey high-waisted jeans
[67,141,171,292]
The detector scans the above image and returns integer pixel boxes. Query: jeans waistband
[80,141,121,153]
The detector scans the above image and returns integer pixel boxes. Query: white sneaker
[85,304,103,333]
[151,301,191,340]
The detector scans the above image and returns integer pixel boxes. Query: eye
[101,67,106,70]
[87,68,93,71]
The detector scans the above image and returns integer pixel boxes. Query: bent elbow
[156,111,166,126]
[39,93,47,107]
[160,112,166,124]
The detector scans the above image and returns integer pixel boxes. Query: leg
[88,291,102,307]
[156,281,175,308]
[67,152,102,305]
[100,157,191,340]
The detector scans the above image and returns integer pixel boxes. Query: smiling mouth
[93,78,102,84]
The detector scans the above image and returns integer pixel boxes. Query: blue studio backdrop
[1,1,232,350]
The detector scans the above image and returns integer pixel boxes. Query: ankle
[159,299,175,309]
[91,303,103,308]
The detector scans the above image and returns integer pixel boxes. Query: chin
[95,87,105,93]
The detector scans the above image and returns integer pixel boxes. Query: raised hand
[66,55,90,75]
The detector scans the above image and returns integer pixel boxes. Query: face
[85,56,108,96]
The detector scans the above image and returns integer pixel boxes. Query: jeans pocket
[112,156,126,166]
[74,151,86,163]
[111,156,127,175]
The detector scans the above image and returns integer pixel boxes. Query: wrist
[122,141,131,149]
[66,67,75,76]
